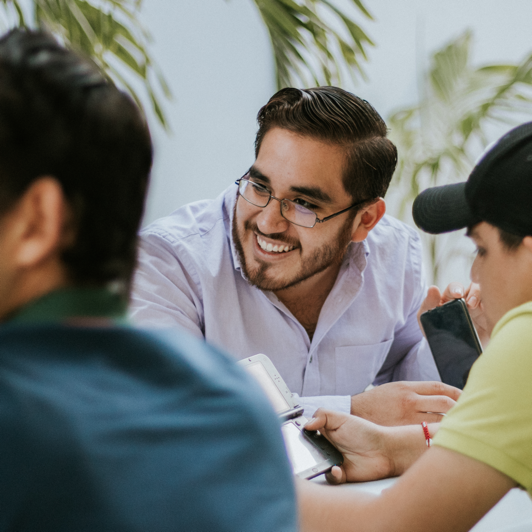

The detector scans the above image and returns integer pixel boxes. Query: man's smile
[256,233,295,254]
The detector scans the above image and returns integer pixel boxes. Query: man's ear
[350,198,386,243]
[12,177,71,268]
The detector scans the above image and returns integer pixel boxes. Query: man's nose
[256,197,290,234]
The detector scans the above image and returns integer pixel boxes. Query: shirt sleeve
[130,231,205,338]
[374,230,440,384]
[434,308,532,493]
[293,393,352,417]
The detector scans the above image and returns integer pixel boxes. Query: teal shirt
[0,288,297,532]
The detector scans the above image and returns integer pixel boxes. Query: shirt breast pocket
[335,340,393,395]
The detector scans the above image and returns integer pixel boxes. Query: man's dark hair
[0,29,152,291]
[255,87,397,204]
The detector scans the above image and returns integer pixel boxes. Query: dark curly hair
[255,87,397,204]
[0,29,152,293]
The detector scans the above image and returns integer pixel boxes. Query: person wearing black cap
[296,122,532,532]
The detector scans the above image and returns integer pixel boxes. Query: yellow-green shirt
[434,301,532,494]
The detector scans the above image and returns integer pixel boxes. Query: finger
[464,282,481,310]
[418,286,442,333]
[441,282,465,303]
[404,380,462,401]
[325,465,347,485]
[418,285,442,316]
[413,394,457,414]
[303,409,349,433]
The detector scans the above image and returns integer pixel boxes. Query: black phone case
[420,299,482,389]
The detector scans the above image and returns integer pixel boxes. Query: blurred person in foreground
[0,28,295,531]
[298,122,532,532]
[131,86,468,425]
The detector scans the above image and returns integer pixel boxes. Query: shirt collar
[7,287,128,325]
[225,185,244,274]
[346,238,370,273]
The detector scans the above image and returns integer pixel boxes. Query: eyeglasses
[235,175,369,229]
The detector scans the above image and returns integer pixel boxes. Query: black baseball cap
[413,122,532,236]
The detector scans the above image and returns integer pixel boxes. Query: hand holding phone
[420,299,483,389]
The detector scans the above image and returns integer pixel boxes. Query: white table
[312,476,532,531]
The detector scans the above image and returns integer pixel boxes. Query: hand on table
[418,282,491,347]
[304,409,434,484]
[350,381,460,426]
[304,409,392,484]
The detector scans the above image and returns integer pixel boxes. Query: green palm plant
[387,31,532,285]
[252,0,374,88]
[0,0,171,127]
[0,1,375,128]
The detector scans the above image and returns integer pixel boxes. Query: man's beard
[231,205,353,292]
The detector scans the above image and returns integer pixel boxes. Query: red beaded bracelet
[421,422,432,447]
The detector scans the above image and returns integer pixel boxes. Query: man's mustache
[243,220,300,248]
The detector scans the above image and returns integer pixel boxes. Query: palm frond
[387,31,532,284]
[4,0,171,129]
[253,0,374,88]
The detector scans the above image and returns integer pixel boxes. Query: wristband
[421,422,432,447]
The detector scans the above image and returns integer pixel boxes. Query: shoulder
[478,302,532,378]
[134,327,290,448]
[130,327,297,526]
[117,327,284,425]
[434,303,532,491]
[139,186,236,249]
[136,186,237,280]
[0,324,279,434]
[364,214,423,272]
[0,325,297,530]
[367,214,421,247]
[437,302,532,421]
[491,301,532,343]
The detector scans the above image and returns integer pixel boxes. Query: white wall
[340,0,532,118]
[139,0,275,226]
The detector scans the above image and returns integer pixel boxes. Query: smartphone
[239,354,343,479]
[420,298,482,389]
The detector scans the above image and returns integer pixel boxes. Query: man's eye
[293,198,318,211]
[250,182,270,195]
[474,247,486,257]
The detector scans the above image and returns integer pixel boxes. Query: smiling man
[131,87,460,424]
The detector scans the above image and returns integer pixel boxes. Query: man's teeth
[257,235,294,253]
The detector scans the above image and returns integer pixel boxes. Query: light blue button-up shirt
[131,185,439,415]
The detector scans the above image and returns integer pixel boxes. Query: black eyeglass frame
[235,176,371,229]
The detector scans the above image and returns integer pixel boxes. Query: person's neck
[273,262,342,340]
[0,264,69,323]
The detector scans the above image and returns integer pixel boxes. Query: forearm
[297,478,380,532]
[385,423,439,475]
[298,446,514,532]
